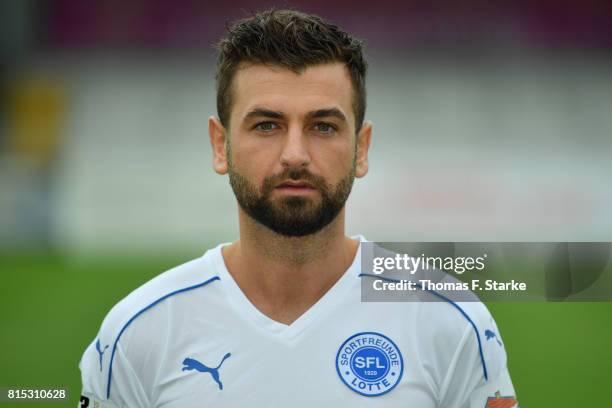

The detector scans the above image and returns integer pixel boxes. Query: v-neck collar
[210,236,364,341]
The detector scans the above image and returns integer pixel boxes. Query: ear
[209,116,229,175]
[355,121,372,178]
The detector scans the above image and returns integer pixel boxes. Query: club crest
[335,332,403,397]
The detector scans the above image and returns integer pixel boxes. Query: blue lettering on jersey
[182,353,232,390]
[336,332,403,397]
[95,339,109,372]
[485,329,502,347]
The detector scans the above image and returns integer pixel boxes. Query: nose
[280,126,311,168]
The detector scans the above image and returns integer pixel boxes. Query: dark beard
[228,166,355,237]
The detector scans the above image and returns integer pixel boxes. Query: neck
[222,207,359,325]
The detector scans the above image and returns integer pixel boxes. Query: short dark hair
[215,9,367,131]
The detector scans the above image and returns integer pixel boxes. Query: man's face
[211,62,370,237]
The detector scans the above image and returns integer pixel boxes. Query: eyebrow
[306,108,347,123]
[244,107,347,123]
[245,108,284,120]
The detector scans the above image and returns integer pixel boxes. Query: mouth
[275,180,317,195]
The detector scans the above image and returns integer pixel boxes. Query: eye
[313,122,337,134]
[254,122,279,132]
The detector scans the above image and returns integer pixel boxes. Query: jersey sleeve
[76,256,218,408]
[439,303,519,408]
[78,333,150,408]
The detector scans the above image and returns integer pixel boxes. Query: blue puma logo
[96,339,109,371]
[485,329,502,347]
[182,353,232,390]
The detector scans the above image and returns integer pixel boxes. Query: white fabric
[78,238,517,407]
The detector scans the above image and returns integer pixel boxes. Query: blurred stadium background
[1,0,611,406]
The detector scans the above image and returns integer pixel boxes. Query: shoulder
[416,300,515,405]
[416,297,508,383]
[97,252,221,342]
[79,247,223,400]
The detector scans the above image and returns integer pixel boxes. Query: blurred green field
[1,253,611,407]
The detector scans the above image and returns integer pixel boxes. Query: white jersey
[78,238,518,408]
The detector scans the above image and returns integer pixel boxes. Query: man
[78,9,517,407]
